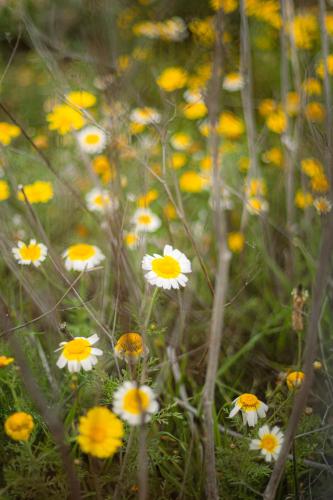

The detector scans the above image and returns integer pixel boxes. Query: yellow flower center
[89,425,107,443]
[238,393,259,410]
[63,338,92,361]
[261,434,278,453]
[123,388,150,414]
[67,244,96,261]
[85,133,100,145]
[19,243,42,262]
[116,333,144,356]
[152,255,181,279]
[138,214,152,225]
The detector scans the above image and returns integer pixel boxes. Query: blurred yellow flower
[179,171,208,193]
[247,197,269,214]
[17,181,54,204]
[171,132,192,150]
[258,99,277,117]
[33,134,49,149]
[210,0,238,13]
[92,155,115,184]
[47,104,85,135]
[301,158,323,178]
[266,109,287,134]
[246,0,281,29]
[183,101,207,120]
[200,156,212,171]
[295,190,313,209]
[66,90,96,109]
[314,196,332,214]
[305,102,325,123]
[137,189,159,208]
[246,178,267,197]
[0,355,14,367]
[0,180,10,201]
[5,412,34,441]
[217,112,244,140]
[114,333,146,361]
[77,407,124,458]
[325,13,333,36]
[262,147,283,168]
[124,232,139,249]
[164,202,177,219]
[302,78,322,96]
[292,13,318,50]
[238,156,249,173]
[156,67,188,92]
[0,122,20,146]
[286,92,300,117]
[228,232,245,253]
[316,55,333,79]
[189,17,215,46]
[171,152,187,169]
[311,174,329,193]
[286,371,304,390]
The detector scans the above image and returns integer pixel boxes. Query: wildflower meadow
[1,0,333,498]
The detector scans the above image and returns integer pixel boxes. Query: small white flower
[183,89,203,104]
[85,188,118,213]
[130,107,161,125]
[62,243,105,271]
[77,126,107,154]
[132,208,161,233]
[250,425,284,462]
[229,393,268,427]
[56,334,103,373]
[113,381,159,425]
[223,72,244,92]
[142,244,191,290]
[12,239,48,267]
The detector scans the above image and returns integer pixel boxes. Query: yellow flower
[301,158,323,178]
[130,122,145,135]
[188,17,215,46]
[247,197,269,214]
[262,147,283,168]
[47,104,85,135]
[124,232,139,249]
[200,156,212,171]
[66,91,96,109]
[228,232,245,253]
[171,132,192,151]
[0,180,10,201]
[266,109,287,134]
[156,67,188,92]
[17,181,54,204]
[229,393,268,427]
[286,92,300,117]
[305,102,325,123]
[113,381,159,425]
[183,101,207,120]
[12,239,48,267]
[171,152,187,169]
[164,202,177,220]
[258,99,277,117]
[245,0,281,30]
[286,371,304,390]
[292,13,318,50]
[5,412,34,441]
[0,122,20,145]
[33,134,49,149]
[210,0,238,13]
[179,171,208,193]
[250,425,283,462]
[217,112,244,140]
[295,190,313,209]
[302,78,322,96]
[114,333,147,361]
[92,155,115,184]
[310,174,329,193]
[238,156,250,173]
[313,197,332,215]
[245,178,267,197]
[0,355,14,367]
[316,55,333,79]
[137,189,159,208]
[325,14,333,36]
[77,407,124,458]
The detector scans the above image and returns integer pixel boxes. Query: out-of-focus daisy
[130,107,161,125]
[246,197,269,215]
[47,104,85,135]
[4,412,34,441]
[223,72,244,92]
[92,155,115,184]
[113,381,159,425]
[229,393,268,427]
[77,406,123,458]
[156,67,188,92]
[124,232,139,249]
[217,112,244,139]
[314,197,332,214]
[0,355,14,368]
[66,90,96,109]
[170,132,192,150]
[250,425,284,462]
[12,239,48,267]
[227,232,245,253]
[132,208,161,233]
[85,188,118,213]
[179,171,209,193]
[77,126,107,154]
[295,190,313,209]
[183,88,203,103]
[114,333,147,362]
[62,243,105,271]
[142,244,191,290]
[286,371,304,390]
[17,181,53,204]
[183,101,207,120]
[0,122,20,146]
[56,333,103,373]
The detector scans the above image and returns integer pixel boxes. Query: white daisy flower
[132,208,161,233]
[62,243,105,271]
[142,244,191,290]
[113,381,158,425]
[85,188,118,213]
[183,89,203,103]
[56,334,103,373]
[223,72,244,92]
[130,107,161,125]
[250,425,284,462]
[229,393,268,427]
[77,126,107,154]
[12,239,48,267]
